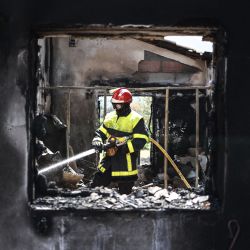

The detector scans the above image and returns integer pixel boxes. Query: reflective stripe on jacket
[95,110,149,178]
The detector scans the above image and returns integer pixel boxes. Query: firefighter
[91,87,149,194]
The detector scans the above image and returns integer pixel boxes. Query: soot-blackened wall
[0,0,249,249]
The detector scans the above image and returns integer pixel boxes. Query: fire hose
[99,136,191,189]
[149,137,191,189]
[38,136,191,189]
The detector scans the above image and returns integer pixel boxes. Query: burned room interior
[32,28,216,211]
[3,0,250,248]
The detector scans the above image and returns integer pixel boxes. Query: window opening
[164,35,213,53]
[31,28,220,212]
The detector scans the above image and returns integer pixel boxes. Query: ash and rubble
[31,183,212,211]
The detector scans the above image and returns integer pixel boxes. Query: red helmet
[111,88,132,104]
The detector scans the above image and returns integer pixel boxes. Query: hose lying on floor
[149,137,191,189]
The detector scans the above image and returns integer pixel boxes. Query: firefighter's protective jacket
[93,110,149,180]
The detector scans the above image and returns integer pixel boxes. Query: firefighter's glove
[92,138,103,152]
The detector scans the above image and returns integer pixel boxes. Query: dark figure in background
[91,88,149,194]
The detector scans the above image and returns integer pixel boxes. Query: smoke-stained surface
[39,213,217,250]
[51,38,144,84]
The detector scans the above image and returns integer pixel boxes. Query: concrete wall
[47,37,205,85]
[50,38,145,84]
[0,0,249,249]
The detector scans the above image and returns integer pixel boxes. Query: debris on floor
[31,183,212,211]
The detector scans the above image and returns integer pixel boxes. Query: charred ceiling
[33,25,218,40]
